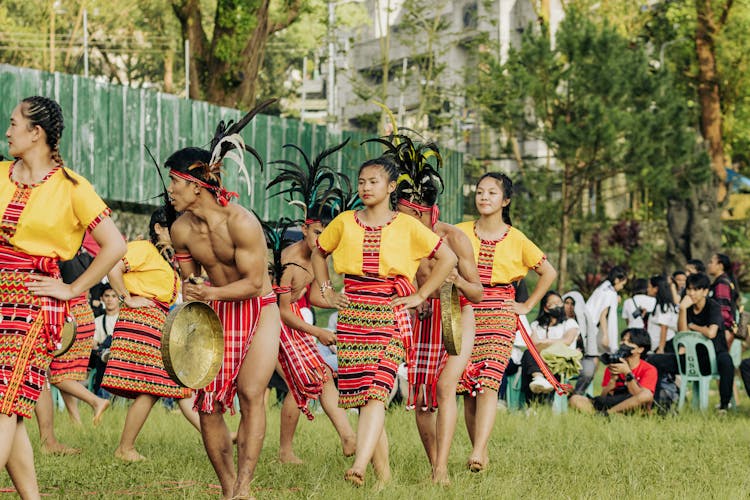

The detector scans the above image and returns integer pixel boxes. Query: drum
[440,282,462,355]
[161,301,224,389]
[52,317,77,357]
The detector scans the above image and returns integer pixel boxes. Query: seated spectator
[90,285,120,398]
[563,291,594,395]
[622,278,656,329]
[670,270,687,304]
[586,266,628,354]
[685,259,705,276]
[646,275,678,354]
[523,291,580,400]
[678,272,734,412]
[570,328,656,415]
[707,253,741,346]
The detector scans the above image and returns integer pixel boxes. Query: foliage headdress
[267,137,352,224]
[261,216,305,292]
[165,98,277,206]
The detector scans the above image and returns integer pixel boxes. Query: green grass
[5,387,750,499]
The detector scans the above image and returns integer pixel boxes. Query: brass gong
[52,317,77,357]
[161,301,224,389]
[440,282,462,356]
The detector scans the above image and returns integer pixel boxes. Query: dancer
[34,251,111,456]
[266,140,356,463]
[457,172,557,472]
[386,136,483,484]
[100,207,200,461]
[167,101,281,500]
[311,154,457,487]
[1,96,126,498]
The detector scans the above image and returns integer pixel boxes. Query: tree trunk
[665,181,722,266]
[695,0,728,202]
[172,0,208,100]
[557,163,572,288]
[164,50,174,94]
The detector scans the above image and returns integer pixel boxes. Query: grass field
[4,386,750,499]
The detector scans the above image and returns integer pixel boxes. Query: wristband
[625,372,635,383]
[320,280,333,295]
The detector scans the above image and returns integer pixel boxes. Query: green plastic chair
[674,331,719,411]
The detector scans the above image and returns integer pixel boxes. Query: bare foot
[114,447,146,462]
[279,450,304,464]
[432,467,450,486]
[92,398,110,426]
[41,441,81,455]
[341,435,356,457]
[467,457,484,473]
[67,412,82,426]
[344,468,365,487]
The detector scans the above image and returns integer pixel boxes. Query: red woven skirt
[457,285,516,394]
[48,294,95,384]
[101,303,191,400]
[278,302,328,420]
[336,275,410,409]
[195,293,276,414]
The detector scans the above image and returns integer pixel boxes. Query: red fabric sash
[0,245,66,351]
[398,198,439,229]
[169,169,238,207]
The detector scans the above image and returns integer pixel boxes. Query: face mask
[547,306,566,322]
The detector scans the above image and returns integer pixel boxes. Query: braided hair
[20,96,77,185]
[477,172,512,225]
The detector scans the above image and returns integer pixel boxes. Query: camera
[631,307,644,319]
[600,344,634,365]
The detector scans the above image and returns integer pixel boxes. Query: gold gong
[161,301,224,389]
[440,282,462,356]
[52,317,77,357]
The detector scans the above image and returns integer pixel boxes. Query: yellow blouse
[456,221,545,285]
[122,240,178,305]
[317,210,441,280]
[0,161,109,260]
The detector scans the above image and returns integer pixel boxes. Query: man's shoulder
[636,359,657,375]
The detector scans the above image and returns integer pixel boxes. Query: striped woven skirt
[101,303,191,400]
[278,302,328,420]
[195,293,276,415]
[0,264,60,418]
[48,294,95,384]
[408,298,447,410]
[336,275,407,409]
[457,284,516,394]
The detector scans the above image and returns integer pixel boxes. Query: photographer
[569,328,656,415]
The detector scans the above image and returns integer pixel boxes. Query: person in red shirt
[570,328,656,415]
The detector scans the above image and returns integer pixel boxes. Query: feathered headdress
[267,138,351,224]
[145,145,178,230]
[167,98,277,207]
[261,216,305,291]
[363,132,444,227]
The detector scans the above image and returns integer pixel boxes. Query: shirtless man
[397,196,483,484]
[165,146,280,500]
[274,214,356,463]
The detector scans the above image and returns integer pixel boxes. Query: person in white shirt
[646,275,678,353]
[91,286,120,396]
[586,266,628,354]
[524,291,580,397]
[621,279,656,329]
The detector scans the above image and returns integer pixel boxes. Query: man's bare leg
[433,307,476,484]
[34,388,79,455]
[414,397,437,467]
[370,424,391,487]
[279,389,303,464]
[6,417,40,500]
[319,368,356,456]
[463,395,477,445]
[233,305,280,498]
[114,394,157,462]
[199,412,235,499]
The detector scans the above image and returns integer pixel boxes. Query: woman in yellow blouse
[1,96,126,498]
[312,155,457,487]
[101,208,199,462]
[457,172,557,472]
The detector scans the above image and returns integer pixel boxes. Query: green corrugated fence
[0,64,463,223]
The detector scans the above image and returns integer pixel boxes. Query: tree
[470,8,701,287]
[170,0,305,108]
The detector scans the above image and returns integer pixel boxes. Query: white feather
[210,133,251,196]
